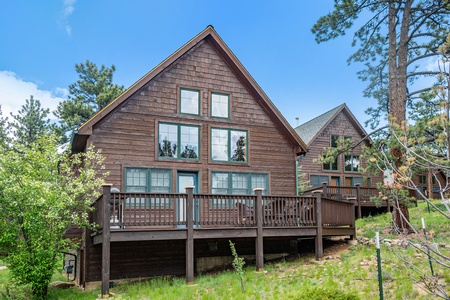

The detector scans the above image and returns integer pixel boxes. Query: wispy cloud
[0,71,67,121]
[60,0,76,35]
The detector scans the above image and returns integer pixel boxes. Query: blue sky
[0,1,378,129]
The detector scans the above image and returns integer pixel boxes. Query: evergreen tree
[54,60,124,142]
[0,105,9,147]
[231,136,246,162]
[9,96,50,147]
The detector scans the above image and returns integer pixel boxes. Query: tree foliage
[312,0,450,129]
[0,105,10,147]
[54,60,124,142]
[0,136,107,299]
[9,95,50,147]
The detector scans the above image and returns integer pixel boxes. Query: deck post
[355,183,362,219]
[321,182,328,196]
[101,184,112,298]
[254,188,264,271]
[314,192,323,260]
[185,186,195,285]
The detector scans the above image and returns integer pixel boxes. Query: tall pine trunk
[388,0,413,233]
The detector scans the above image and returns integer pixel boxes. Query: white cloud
[60,0,76,35]
[0,71,67,121]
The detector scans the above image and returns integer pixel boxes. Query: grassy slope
[1,200,449,299]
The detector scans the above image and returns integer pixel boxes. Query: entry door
[330,177,340,186]
[177,172,199,225]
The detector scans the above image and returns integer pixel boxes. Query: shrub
[295,286,360,300]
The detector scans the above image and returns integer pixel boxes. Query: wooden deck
[302,183,392,218]
[91,185,356,295]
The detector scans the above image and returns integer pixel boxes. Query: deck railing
[91,187,357,231]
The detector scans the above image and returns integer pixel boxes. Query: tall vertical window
[331,135,339,147]
[344,155,360,172]
[158,123,199,160]
[211,92,229,118]
[180,88,200,115]
[211,128,247,163]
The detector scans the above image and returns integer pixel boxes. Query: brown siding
[88,40,297,195]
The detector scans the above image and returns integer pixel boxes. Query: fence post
[315,192,323,260]
[322,182,328,196]
[254,188,264,271]
[101,184,112,298]
[355,183,362,219]
[185,186,195,284]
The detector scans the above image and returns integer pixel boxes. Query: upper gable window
[211,92,230,118]
[331,135,339,148]
[180,88,200,115]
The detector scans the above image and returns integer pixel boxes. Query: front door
[177,172,199,227]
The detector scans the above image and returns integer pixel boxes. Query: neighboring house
[71,26,311,288]
[412,171,448,199]
[294,103,383,189]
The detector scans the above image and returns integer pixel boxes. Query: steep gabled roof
[294,103,367,146]
[72,25,307,154]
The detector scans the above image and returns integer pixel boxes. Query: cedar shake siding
[86,39,302,195]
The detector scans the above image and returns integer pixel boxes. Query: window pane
[159,124,178,158]
[344,155,351,171]
[231,173,248,194]
[180,89,199,115]
[310,175,328,188]
[126,169,147,190]
[251,174,268,195]
[331,135,339,148]
[180,126,199,159]
[212,173,229,194]
[353,156,360,172]
[353,177,363,186]
[211,129,228,161]
[230,130,246,162]
[150,170,171,193]
[211,93,229,118]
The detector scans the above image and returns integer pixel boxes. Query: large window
[211,92,229,118]
[310,175,329,188]
[158,123,199,160]
[125,168,172,206]
[344,155,360,172]
[180,88,200,115]
[211,172,268,195]
[323,156,339,171]
[211,128,247,163]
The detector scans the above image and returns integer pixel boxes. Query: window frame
[322,155,339,171]
[210,127,248,163]
[179,88,200,116]
[158,122,200,161]
[344,154,361,172]
[331,135,339,148]
[310,175,329,188]
[211,171,268,195]
[124,167,173,207]
[210,92,230,119]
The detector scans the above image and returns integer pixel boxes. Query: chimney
[295,117,299,127]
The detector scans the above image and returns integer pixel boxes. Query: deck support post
[185,186,195,284]
[322,182,328,197]
[254,188,264,271]
[355,183,362,219]
[314,192,323,260]
[101,184,112,298]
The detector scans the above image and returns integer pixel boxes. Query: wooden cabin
[70,26,356,294]
[294,103,383,189]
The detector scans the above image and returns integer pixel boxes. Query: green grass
[1,199,449,299]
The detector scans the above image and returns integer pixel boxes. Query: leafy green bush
[295,286,360,300]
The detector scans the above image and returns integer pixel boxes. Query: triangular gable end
[295,103,368,147]
[73,26,307,154]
